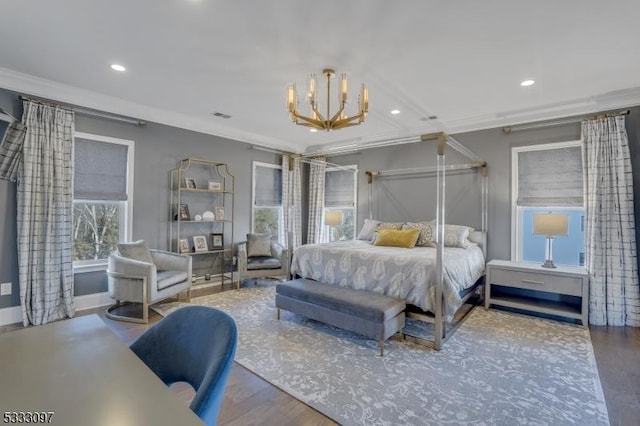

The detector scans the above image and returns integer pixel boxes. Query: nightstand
[485,260,589,328]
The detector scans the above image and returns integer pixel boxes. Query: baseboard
[0,292,113,327]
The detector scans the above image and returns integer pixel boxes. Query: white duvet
[290,240,485,320]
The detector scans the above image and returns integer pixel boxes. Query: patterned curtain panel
[281,155,290,246]
[307,157,326,244]
[582,116,640,326]
[281,155,303,249]
[0,120,27,182]
[18,100,75,326]
[291,157,302,248]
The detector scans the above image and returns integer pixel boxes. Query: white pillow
[356,219,380,241]
[427,223,474,248]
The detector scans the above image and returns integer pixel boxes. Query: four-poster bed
[290,132,488,350]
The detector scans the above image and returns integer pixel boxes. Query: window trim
[510,140,582,261]
[73,132,135,273]
[251,161,283,237]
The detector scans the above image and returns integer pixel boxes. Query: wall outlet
[0,282,11,296]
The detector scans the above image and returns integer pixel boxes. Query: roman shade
[254,165,282,206]
[517,146,583,206]
[74,137,128,200]
[324,169,355,207]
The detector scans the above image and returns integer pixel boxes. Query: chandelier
[286,68,368,131]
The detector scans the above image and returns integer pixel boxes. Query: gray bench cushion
[276,278,405,322]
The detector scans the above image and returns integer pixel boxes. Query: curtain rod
[502,109,630,133]
[19,95,147,126]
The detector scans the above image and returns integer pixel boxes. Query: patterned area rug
[152,284,609,426]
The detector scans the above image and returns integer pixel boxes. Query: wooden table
[0,314,203,425]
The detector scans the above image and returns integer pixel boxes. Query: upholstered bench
[275,278,406,356]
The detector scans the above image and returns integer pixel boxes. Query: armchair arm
[271,242,289,276]
[150,249,191,272]
[108,254,155,277]
[107,254,156,303]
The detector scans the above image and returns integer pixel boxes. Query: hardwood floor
[2,284,639,425]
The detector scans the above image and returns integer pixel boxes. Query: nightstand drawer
[490,268,582,296]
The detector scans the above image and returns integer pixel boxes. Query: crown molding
[0,67,301,153]
[3,68,639,156]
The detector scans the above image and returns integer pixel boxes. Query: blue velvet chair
[130,306,237,425]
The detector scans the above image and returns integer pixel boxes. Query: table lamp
[533,213,568,268]
[324,211,343,242]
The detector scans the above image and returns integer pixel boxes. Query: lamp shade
[324,211,343,227]
[533,213,568,237]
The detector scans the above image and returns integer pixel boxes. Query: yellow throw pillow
[373,228,421,248]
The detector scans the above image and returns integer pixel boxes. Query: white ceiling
[1,0,639,153]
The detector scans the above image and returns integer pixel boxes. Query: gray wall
[331,107,640,265]
[0,88,280,308]
[2,83,639,309]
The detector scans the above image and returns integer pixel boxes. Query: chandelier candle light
[287,68,368,131]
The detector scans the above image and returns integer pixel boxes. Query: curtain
[18,100,75,326]
[281,155,302,249]
[0,120,27,181]
[307,157,326,244]
[582,116,640,326]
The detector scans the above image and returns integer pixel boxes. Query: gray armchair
[237,234,289,287]
[107,240,192,323]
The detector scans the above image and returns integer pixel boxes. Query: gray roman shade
[254,165,282,206]
[74,137,128,200]
[517,146,583,206]
[324,169,355,207]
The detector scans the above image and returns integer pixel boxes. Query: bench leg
[379,340,384,357]
[277,308,280,320]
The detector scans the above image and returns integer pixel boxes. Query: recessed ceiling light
[390,109,401,115]
[520,79,535,87]
[309,129,318,132]
[110,64,126,72]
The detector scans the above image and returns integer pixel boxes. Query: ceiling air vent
[211,112,232,119]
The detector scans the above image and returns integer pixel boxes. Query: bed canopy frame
[365,132,488,350]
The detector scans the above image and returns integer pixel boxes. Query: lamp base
[541,259,557,268]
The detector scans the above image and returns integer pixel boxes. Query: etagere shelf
[169,158,235,287]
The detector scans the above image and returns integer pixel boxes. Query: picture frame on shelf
[178,238,190,253]
[184,178,197,189]
[193,235,208,252]
[175,204,191,221]
[208,180,221,191]
[211,233,224,248]
[214,206,225,220]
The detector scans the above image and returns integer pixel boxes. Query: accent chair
[106,240,192,323]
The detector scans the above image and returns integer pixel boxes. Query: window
[73,132,134,272]
[322,165,357,242]
[511,141,584,266]
[252,162,282,241]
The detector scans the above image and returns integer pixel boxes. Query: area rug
[152,284,609,426]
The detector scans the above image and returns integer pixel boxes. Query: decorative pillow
[356,219,380,241]
[376,222,403,230]
[468,230,484,246]
[246,233,272,257]
[425,224,475,248]
[373,228,421,248]
[402,222,434,247]
[442,225,474,248]
[117,240,154,264]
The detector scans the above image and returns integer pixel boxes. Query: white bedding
[290,240,485,320]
